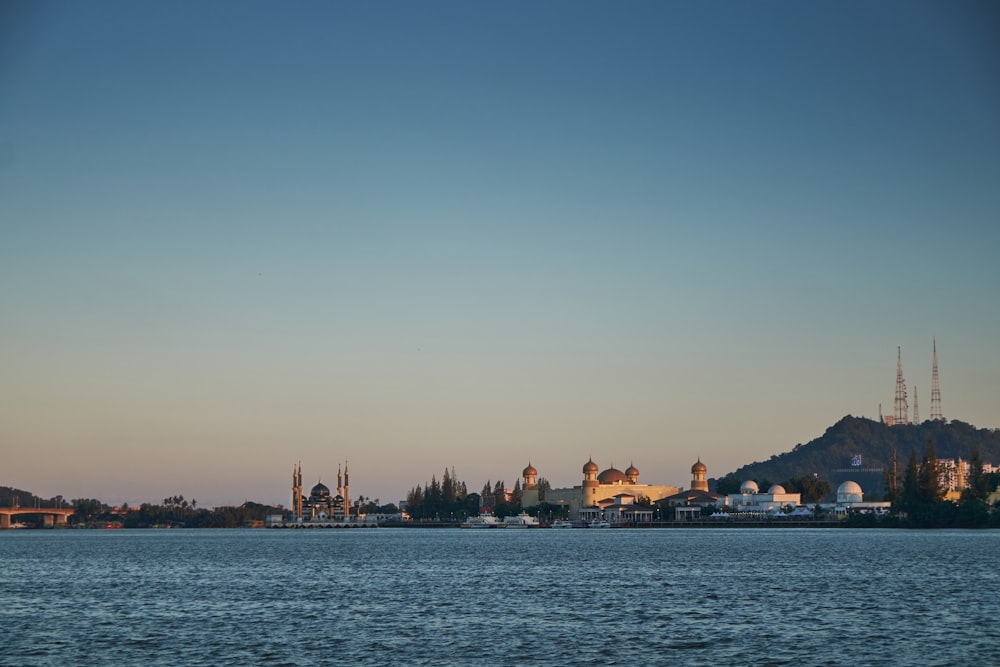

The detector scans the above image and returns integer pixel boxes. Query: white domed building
[837,481,864,504]
[824,481,891,517]
[725,480,801,514]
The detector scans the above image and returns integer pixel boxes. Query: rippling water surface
[2,528,997,666]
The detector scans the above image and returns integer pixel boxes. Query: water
[2,528,997,666]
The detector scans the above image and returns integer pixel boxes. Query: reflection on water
[2,528,997,666]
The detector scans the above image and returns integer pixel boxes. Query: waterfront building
[821,481,891,517]
[520,458,680,520]
[658,459,723,520]
[274,461,360,526]
[578,493,655,525]
[724,480,801,514]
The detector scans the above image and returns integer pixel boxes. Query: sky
[2,1,998,508]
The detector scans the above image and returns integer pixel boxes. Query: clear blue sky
[2,1,998,507]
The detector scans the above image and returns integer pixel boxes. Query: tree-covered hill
[0,486,65,508]
[720,416,1000,489]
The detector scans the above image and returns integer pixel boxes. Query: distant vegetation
[404,467,481,521]
[719,415,1000,492]
[884,443,1000,528]
[0,488,283,528]
[404,468,566,521]
[713,416,1000,528]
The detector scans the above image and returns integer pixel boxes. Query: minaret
[691,458,709,492]
[292,462,303,521]
[894,347,909,425]
[343,461,350,519]
[337,463,343,498]
[930,337,943,421]
[912,386,919,424]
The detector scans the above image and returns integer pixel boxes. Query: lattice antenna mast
[912,386,919,424]
[930,337,943,421]
[894,346,909,425]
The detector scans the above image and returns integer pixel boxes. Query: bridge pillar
[0,514,8,529]
[55,513,69,526]
[43,514,54,528]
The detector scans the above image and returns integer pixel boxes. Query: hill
[719,416,1000,495]
[0,486,65,508]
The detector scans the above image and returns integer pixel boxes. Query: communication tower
[893,347,909,425]
[912,386,919,424]
[930,337,943,421]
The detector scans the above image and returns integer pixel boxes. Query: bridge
[0,507,75,528]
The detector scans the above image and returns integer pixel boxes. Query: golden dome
[598,467,628,484]
[692,459,707,474]
[583,458,599,474]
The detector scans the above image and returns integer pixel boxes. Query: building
[269,461,363,527]
[821,481,891,517]
[658,459,723,520]
[724,480,801,514]
[520,458,680,521]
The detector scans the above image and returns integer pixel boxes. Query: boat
[460,513,501,529]
[551,519,573,529]
[588,519,611,529]
[502,512,540,528]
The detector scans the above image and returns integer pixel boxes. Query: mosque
[520,458,680,519]
[291,461,351,523]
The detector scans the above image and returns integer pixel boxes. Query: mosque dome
[740,480,759,494]
[522,463,537,477]
[583,458,599,474]
[837,481,864,504]
[311,481,330,498]
[768,484,786,495]
[598,467,629,485]
[626,463,639,476]
[691,459,707,474]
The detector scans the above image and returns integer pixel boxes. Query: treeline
[405,467,480,520]
[404,468,562,520]
[71,495,283,528]
[729,416,1000,490]
[885,444,1000,528]
[0,485,67,509]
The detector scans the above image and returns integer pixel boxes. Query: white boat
[551,519,573,529]
[588,520,611,529]
[460,513,500,529]
[502,512,540,528]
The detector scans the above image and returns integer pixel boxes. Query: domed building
[725,479,801,514]
[659,459,722,520]
[520,458,680,523]
[837,481,864,504]
[291,461,352,523]
[690,459,709,492]
[822,480,891,517]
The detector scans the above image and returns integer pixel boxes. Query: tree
[442,468,455,505]
[714,475,742,495]
[898,450,920,515]
[405,486,425,518]
[964,448,989,502]
[782,476,831,504]
[917,441,943,505]
[537,477,552,502]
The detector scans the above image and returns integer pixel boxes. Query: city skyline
[2,2,998,507]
